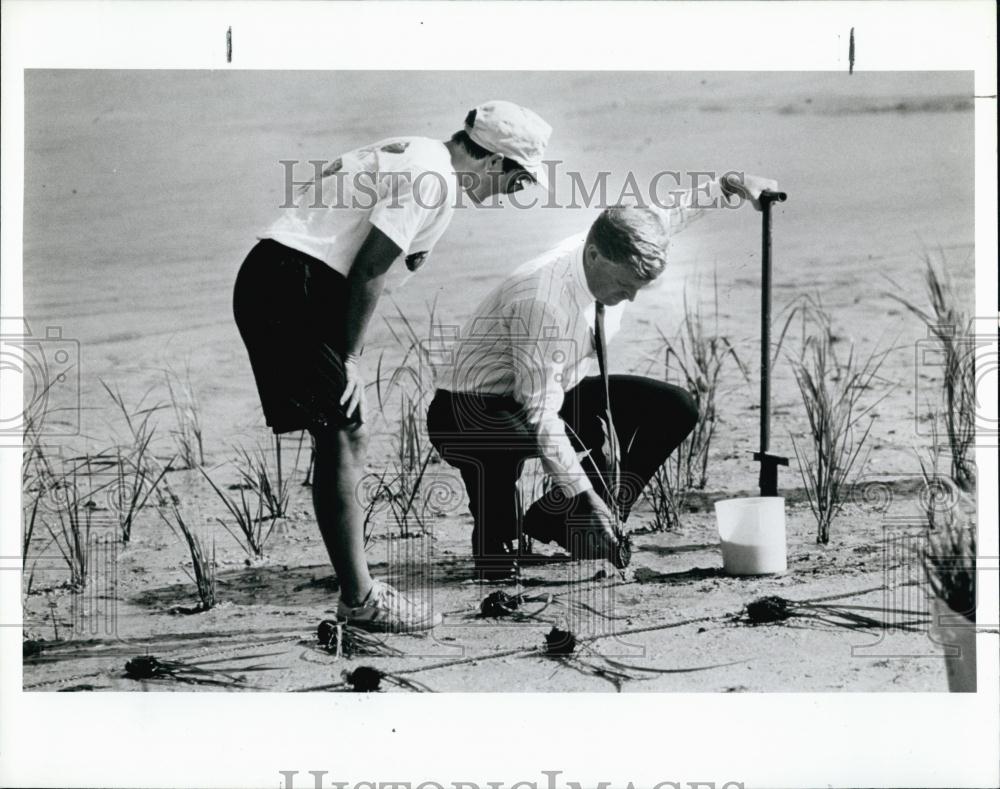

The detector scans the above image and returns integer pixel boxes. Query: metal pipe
[761,198,772,454]
[754,189,788,498]
[759,189,786,454]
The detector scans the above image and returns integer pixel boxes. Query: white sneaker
[337,580,442,633]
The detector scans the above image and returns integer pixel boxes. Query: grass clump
[199,435,302,559]
[790,311,892,544]
[358,391,435,542]
[233,437,296,522]
[888,254,976,491]
[44,469,94,590]
[643,286,747,530]
[645,455,684,532]
[101,381,170,544]
[386,390,435,537]
[157,487,217,611]
[22,416,52,590]
[368,300,442,539]
[30,453,118,591]
[164,365,205,470]
[199,465,273,560]
[656,290,748,491]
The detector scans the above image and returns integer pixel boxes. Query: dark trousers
[426,375,698,557]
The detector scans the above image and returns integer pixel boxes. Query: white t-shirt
[260,137,457,277]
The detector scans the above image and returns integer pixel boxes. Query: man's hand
[340,226,403,423]
[570,488,621,560]
[340,353,366,422]
[721,173,780,211]
[579,488,615,527]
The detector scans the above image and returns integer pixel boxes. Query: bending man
[427,173,776,579]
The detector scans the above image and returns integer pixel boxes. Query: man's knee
[675,387,699,436]
[636,378,699,438]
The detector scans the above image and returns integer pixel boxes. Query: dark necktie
[594,302,620,506]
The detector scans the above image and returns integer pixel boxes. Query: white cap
[465,100,552,189]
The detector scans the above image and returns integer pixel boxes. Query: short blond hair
[586,205,670,280]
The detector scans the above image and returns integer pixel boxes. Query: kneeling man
[427,173,775,578]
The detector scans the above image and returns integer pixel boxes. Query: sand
[20,71,976,692]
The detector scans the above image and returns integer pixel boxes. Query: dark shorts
[233,239,359,435]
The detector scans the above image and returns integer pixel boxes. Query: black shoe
[471,529,517,581]
[522,510,569,551]
[472,557,517,582]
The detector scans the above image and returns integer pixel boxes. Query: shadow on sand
[131,563,346,610]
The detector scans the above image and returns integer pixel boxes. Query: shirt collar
[570,239,598,302]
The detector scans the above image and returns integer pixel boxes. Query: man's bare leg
[311,426,372,605]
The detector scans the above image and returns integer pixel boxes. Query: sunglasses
[505,168,536,193]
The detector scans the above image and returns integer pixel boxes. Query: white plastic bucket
[714,497,787,575]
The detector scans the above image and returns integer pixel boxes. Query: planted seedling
[342,666,432,693]
[124,653,276,687]
[545,625,578,656]
[739,594,928,631]
[316,619,403,658]
[478,590,553,620]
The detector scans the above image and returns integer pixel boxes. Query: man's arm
[339,225,402,420]
[508,298,620,548]
[505,298,626,553]
[658,175,727,234]
[661,173,779,233]
[508,299,593,497]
